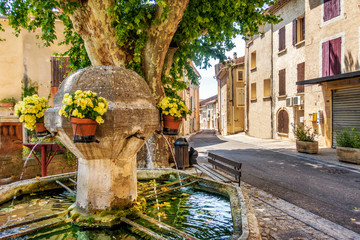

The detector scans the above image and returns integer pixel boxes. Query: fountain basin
[0,169,250,239]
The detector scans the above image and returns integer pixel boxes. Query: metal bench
[207,152,242,186]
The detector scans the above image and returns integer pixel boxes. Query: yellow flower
[96,116,104,124]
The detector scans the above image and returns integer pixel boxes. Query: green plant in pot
[293,124,319,154]
[335,128,360,164]
[0,97,16,107]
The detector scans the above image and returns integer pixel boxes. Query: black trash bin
[174,137,189,169]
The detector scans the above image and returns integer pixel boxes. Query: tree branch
[67,0,128,67]
[142,0,189,101]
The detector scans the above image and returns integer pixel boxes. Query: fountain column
[45,66,159,213]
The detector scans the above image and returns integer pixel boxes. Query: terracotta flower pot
[70,117,98,143]
[51,86,59,98]
[35,122,47,132]
[0,102,14,107]
[163,114,182,135]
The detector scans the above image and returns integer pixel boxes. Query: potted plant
[0,97,16,107]
[59,90,109,143]
[293,124,319,154]
[14,95,49,134]
[335,128,360,164]
[157,96,191,135]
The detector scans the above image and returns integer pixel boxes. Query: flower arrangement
[157,97,191,119]
[58,90,109,124]
[14,95,49,130]
[0,97,16,104]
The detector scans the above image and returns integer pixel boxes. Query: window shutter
[322,41,330,77]
[237,88,245,106]
[279,27,285,51]
[330,37,341,75]
[302,16,305,41]
[323,0,332,21]
[297,62,305,93]
[279,69,286,96]
[51,57,70,87]
[238,71,243,80]
[334,0,340,18]
[292,19,297,46]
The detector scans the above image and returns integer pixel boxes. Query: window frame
[321,0,343,27]
[251,51,257,70]
[251,83,257,100]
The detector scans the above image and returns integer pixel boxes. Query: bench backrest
[208,152,242,169]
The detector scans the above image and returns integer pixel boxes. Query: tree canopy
[0,0,279,101]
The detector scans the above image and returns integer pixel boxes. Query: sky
[195,35,245,100]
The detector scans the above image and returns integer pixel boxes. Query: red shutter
[51,57,70,87]
[323,0,332,21]
[324,0,340,22]
[297,62,305,93]
[334,0,340,18]
[322,41,330,77]
[279,27,285,51]
[279,69,286,96]
[293,19,297,45]
[330,37,341,75]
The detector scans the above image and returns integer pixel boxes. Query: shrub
[335,128,360,149]
[0,97,16,103]
[292,124,318,142]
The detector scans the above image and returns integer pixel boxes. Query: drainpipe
[270,24,274,139]
[230,66,235,134]
[245,45,250,134]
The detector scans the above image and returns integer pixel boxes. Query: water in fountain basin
[0,180,234,240]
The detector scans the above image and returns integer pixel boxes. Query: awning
[296,70,360,85]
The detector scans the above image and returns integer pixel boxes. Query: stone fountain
[44,66,159,217]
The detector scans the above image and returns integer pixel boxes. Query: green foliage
[336,128,360,149]
[1,0,280,95]
[21,78,38,100]
[0,97,15,103]
[292,124,318,142]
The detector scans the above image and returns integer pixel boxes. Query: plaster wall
[0,19,67,102]
[272,0,305,141]
[219,77,228,135]
[246,23,273,139]
[304,0,360,146]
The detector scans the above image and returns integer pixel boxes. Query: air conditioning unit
[286,97,293,107]
[293,96,303,106]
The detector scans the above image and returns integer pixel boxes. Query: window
[264,79,271,97]
[260,24,265,36]
[322,37,341,77]
[297,62,305,93]
[277,110,289,134]
[251,51,256,69]
[323,0,340,22]
[293,16,305,45]
[251,83,257,100]
[51,57,70,87]
[278,26,286,51]
[237,71,243,81]
[190,96,195,110]
[236,88,245,106]
[279,69,286,96]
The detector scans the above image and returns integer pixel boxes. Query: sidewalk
[220,132,360,172]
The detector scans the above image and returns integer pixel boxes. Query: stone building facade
[245,0,360,147]
[215,54,245,135]
[200,95,218,130]
[246,0,306,141]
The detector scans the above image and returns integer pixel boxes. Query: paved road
[189,130,360,234]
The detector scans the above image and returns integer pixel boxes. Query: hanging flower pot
[70,117,98,143]
[14,95,49,134]
[163,114,182,135]
[59,90,109,143]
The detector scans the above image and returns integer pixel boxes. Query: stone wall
[0,153,77,184]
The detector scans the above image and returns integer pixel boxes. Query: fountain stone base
[45,66,159,216]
